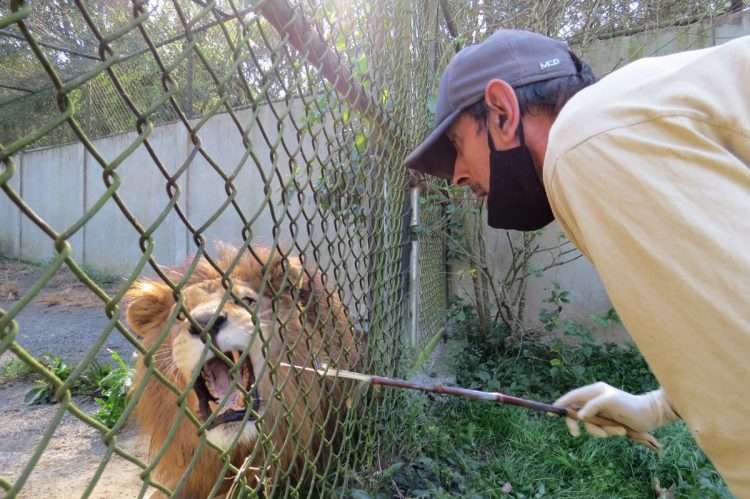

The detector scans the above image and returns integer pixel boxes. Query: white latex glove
[554,382,679,438]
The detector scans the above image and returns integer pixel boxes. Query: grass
[352,304,731,499]
[0,356,36,384]
[357,398,728,498]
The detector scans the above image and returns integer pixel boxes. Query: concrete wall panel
[83,122,189,274]
[185,104,296,255]
[20,143,85,262]
[714,9,750,42]
[0,154,22,258]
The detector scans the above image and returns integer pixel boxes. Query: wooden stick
[280,363,661,451]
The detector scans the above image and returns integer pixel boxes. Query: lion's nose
[189,312,228,340]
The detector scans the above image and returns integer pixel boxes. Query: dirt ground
[0,383,151,498]
[0,258,157,498]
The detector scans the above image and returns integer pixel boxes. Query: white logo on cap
[539,58,560,70]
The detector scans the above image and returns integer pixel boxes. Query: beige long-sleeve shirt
[544,36,750,497]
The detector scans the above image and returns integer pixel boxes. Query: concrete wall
[452,9,750,340]
[0,97,373,327]
[0,99,343,275]
[0,154,21,258]
[2,123,191,273]
[21,143,85,263]
[81,122,188,272]
[579,8,750,76]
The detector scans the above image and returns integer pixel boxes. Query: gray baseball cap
[404,29,579,178]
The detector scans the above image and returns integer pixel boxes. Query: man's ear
[484,79,521,149]
[124,280,175,338]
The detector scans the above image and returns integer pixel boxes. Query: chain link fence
[1,0,747,497]
[0,0,449,497]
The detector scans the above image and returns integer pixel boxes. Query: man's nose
[189,311,228,340]
[452,157,469,186]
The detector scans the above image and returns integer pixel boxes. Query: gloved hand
[554,382,679,438]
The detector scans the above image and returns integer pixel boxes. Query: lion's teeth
[231,351,240,364]
[208,400,218,413]
[241,362,249,383]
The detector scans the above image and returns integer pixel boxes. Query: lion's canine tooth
[231,350,240,364]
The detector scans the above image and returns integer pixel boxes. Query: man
[404,30,750,497]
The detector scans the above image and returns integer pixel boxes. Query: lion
[124,245,359,498]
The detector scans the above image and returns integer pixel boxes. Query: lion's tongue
[206,358,231,395]
[205,358,246,413]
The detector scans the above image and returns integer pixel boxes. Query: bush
[455,310,657,403]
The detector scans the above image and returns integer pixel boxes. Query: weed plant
[24,351,133,428]
[0,356,35,384]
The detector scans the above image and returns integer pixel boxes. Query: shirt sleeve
[544,115,750,496]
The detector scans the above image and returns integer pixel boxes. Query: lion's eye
[241,296,256,307]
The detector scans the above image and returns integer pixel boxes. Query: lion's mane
[125,245,358,497]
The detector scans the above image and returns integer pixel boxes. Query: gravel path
[1,301,137,367]
[0,257,137,367]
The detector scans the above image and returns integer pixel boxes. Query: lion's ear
[267,253,315,308]
[125,280,174,338]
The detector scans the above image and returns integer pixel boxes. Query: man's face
[447,113,490,197]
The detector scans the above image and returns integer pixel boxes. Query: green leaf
[382,461,404,478]
[415,456,436,471]
[335,33,347,51]
[25,385,49,405]
[349,489,372,499]
[355,133,367,151]
[427,95,438,116]
[356,54,368,76]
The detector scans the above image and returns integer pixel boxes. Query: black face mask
[486,122,555,231]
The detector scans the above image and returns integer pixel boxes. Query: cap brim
[403,108,461,179]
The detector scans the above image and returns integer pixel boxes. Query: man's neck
[522,111,556,180]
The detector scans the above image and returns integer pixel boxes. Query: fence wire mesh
[0,0,448,496]
[0,0,746,497]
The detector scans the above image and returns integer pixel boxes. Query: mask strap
[487,117,525,151]
[568,50,583,73]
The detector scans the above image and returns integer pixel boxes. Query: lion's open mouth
[194,351,260,429]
